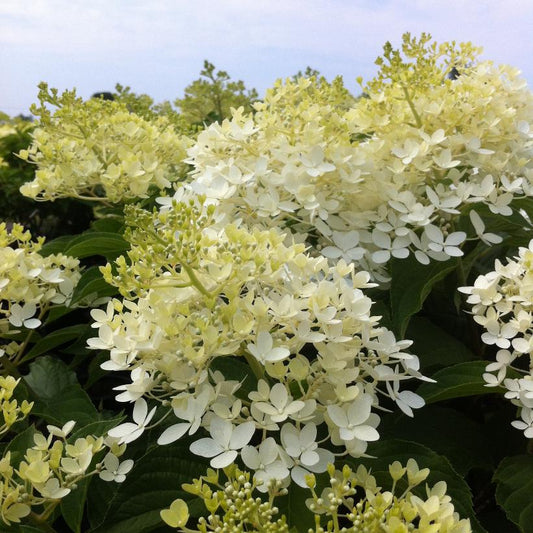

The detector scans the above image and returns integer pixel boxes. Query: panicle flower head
[90,195,425,484]
[0,223,81,363]
[461,239,533,437]
[181,33,533,278]
[0,376,33,435]
[19,83,190,203]
[0,420,131,526]
[303,461,470,532]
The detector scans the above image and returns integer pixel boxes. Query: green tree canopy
[174,60,258,126]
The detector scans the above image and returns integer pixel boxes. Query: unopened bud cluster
[162,466,289,532]
[160,462,471,532]
[303,461,470,532]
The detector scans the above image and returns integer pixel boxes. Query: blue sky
[1,0,533,116]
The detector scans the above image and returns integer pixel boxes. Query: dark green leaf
[389,255,458,337]
[406,316,476,371]
[210,356,258,400]
[29,384,100,427]
[69,266,117,307]
[0,330,40,343]
[10,526,44,533]
[417,361,505,403]
[369,300,392,331]
[483,204,533,234]
[20,325,91,364]
[64,232,129,259]
[84,350,110,389]
[5,425,36,465]
[61,476,91,533]
[70,416,126,441]
[24,356,77,399]
[87,475,120,530]
[39,235,77,257]
[23,357,99,426]
[494,455,533,532]
[90,217,124,233]
[379,406,493,475]
[88,439,209,533]
[45,304,75,324]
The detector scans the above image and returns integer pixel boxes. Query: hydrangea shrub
[0,33,533,532]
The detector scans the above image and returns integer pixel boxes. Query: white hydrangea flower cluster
[181,34,533,278]
[460,240,533,437]
[90,197,427,487]
[0,421,132,526]
[0,223,81,360]
[0,376,33,436]
[18,83,190,203]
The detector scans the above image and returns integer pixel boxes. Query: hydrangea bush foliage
[1,33,533,532]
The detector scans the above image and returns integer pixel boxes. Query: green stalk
[243,352,265,380]
[182,263,212,297]
[401,85,423,128]
[29,510,58,533]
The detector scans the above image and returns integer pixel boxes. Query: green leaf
[379,406,493,475]
[494,455,533,532]
[91,510,164,533]
[69,266,117,307]
[417,361,505,403]
[210,356,258,400]
[482,203,533,234]
[350,438,486,532]
[369,299,392,330]
[70,416,126,441]
[5,425,36,465]
[45,304,75,324]
[389,255,458,337]
[39,235,77,257]
[64,232,129,259]
[10,526,44,533]
[406,316,476,371]
[61,476,91,533]
[29,385,100,427]
[20,325,91,364]
[88,439,209,533]
[23,357,99,426]
[87,476,120,531]
[0,329,40,343]
[90,217,124,233]
[24,356,77,399]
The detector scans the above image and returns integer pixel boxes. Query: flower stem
[243,352,265,380]
[29,510,59,533]
[401,84,423,128]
